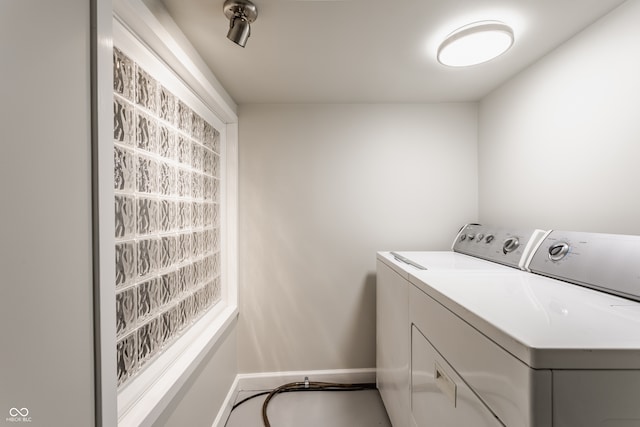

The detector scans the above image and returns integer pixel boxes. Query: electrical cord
[229,380,377,427]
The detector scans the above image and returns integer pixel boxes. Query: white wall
[156,321,237,426]
[0,1,95,426]
[479,0,640,234]
[238,103,478,373]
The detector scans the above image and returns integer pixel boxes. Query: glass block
[177,169,192,198]
[159,270,177,307]
[177,233,191,263]
[114,145,135,192]
[212,153,220,178]
[176,136,191,166]
[191,113,204,142]
[137,317,162,365]
[137,277,161,320]
[160,199,177,232]
[116,287,137,338]
[191,172,203,200]
[204,254,214,279]
[178,263,193,293]
[115,241,136,288]
[176,100,192,135]
[213,178,220,202]
[212,276,222,302]
[136,111,157,154]
[158,125,175,161]
[193,287,204,316]
[212,252,221,276]
[202,121,216,151]
[161,306,179,346]
[158,86,176,125]
[160,235,177,270]
[113,48,134,101]
[135,66,157,113]
[177,201,191,230]
[137,155,158,194]
[178,296,194,330]
[117,333,137,387]
[191,142,203,173]
[203,176,212,201]
[202,148,213,176]
[203,203,213,228]
[211,228,220,253]
[136,197,159,236]
[191,231,204,257]
[159,162,175,197]
[212,203,220,227]
[137,237,159,278]
[191,202,204,229]
[115,194,136,239]
[114,97,134,145]
[212,128,220,154]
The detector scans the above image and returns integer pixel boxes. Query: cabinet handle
[435,362,457,407]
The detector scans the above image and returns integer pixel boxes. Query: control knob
[502,237,519,254]
[548,242,570,262]
[485,235,495,244]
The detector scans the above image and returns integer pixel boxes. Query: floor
[224,388,392,427]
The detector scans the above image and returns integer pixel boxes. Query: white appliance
[379,228,640,427]
[376,224,545,427]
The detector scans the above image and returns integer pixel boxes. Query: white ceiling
[158,0,626,104]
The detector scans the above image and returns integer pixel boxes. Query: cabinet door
[411,326,504,427]
[377,260,411,427]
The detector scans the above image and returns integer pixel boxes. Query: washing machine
[407,230,640,427]
[376,224,546,427]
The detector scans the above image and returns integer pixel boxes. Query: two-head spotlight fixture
[223,0,258,48]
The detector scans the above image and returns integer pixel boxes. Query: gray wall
[238,103,478,373]
[0,1,95,426]
[479,1,640,234]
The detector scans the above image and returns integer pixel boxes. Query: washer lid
[409,269,640,369]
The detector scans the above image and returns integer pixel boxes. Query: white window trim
[94,1,239,426]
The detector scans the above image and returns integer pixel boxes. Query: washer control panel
[529,230,640,301]
[453,224,545,269]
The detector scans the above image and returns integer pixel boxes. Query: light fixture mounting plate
[224,0,258,23]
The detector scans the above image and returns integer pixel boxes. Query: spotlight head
[223,0,258,48]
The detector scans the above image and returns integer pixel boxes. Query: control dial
[548,242,570,262]
[485,235,495,244]
[502,237,519,254]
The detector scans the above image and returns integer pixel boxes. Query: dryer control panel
[452,224,546,270]
[529,230,640,301]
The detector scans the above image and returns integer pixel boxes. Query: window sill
[117,303,238,427]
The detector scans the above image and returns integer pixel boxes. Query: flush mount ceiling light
[437,21,514,67]
[223,0,258,48]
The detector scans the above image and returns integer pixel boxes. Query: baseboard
[211,368,377,426]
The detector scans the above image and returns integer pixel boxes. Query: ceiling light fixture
[223,0,258,48]
[437,21,514,67]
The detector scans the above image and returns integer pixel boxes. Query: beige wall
[0,1,95,425]
[238,103,478,373]
[478,1,640,234]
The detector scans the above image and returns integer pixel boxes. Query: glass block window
[113,47,222,388]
